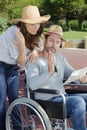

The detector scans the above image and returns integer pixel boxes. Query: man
[26,25,87,130]
[80,74,87,83]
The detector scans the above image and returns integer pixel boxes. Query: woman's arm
[27,38,44,63]
[15,30,27,66]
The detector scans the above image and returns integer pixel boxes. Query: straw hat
[45,25,63,37]
[12,5,51,24]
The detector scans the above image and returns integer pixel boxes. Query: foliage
[69,20,79,31]
[40,0,64,23]
[57,20,69,31]
[0,0,87,33]
[0,0,42,21]
[0,0,42,32]
[0,0,18,11]
[0,17,12,34]
[82,20,87,30]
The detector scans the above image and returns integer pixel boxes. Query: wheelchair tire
[6,97,52,130]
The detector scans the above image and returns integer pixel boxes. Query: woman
[0,5,50,130]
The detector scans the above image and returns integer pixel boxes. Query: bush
[82,20,87,31]
[0,17,12,34]
[57,20,69,31]
[69,20,79,31]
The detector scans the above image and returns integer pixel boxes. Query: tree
[0,0,87,31]
[64,0,87,30]
[40,0,64,24]
[41,0,87,30]
[0,0,42,20]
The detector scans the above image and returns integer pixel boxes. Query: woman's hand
[80,74,87,84]
[28,50,38,63]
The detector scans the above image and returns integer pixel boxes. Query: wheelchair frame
[28,87,68,130]
[6,67,87,130]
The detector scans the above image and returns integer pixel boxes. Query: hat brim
[43,31,65,42]
[12,15,50,24]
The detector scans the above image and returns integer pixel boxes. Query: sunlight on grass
[63,31,87,40]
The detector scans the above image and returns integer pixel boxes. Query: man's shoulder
[26,57,47,68]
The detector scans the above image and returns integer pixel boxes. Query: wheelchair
[6,67,87,130]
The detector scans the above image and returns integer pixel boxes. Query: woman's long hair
[16,22,44,50]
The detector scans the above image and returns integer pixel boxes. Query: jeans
[49,93,87,130]
[0,62,20,130]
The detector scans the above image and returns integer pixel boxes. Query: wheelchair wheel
[6,98,52,130]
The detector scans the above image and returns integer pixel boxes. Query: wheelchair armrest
[31,88,60,94]
[64,83,87,87]
[64,83,87,94]
[30,88,65,104]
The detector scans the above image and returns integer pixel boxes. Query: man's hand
[80,74,87,84]
[48,51,55,75]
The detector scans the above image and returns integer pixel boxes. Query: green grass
[63,30,87,40]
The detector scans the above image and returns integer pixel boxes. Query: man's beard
[45,47,55,53]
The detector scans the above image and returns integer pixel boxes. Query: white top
[0,25,43,64]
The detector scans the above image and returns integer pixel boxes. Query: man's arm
[64,56,75,80]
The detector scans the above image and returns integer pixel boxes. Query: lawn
[63,31,87,40]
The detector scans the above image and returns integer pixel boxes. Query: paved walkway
[58,48,87,69]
